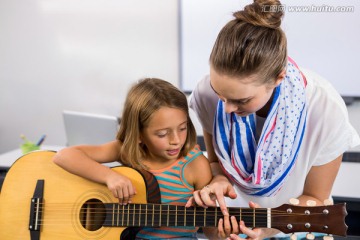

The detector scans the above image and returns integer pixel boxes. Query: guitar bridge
[29,180,44,240]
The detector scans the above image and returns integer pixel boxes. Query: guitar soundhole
[79,198,106,231]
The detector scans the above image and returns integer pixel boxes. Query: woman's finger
[214,192,228,216]
[199,186,217,207]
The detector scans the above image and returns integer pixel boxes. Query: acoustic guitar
[0,151,347,239]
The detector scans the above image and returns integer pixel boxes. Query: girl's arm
[53,140,136,203]
[185,153,212,191]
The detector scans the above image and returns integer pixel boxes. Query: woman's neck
[256,90,276,118]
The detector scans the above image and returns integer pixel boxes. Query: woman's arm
[299,154,342,206]
[226,155,343,240]
[195,131,237,212]
[53,140,136,203]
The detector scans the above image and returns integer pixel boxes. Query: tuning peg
[306,233,315,239]
[306,200,316,206]
[323,235,334,240]
[290,233,297,240]
[323,199,333,206]
[289,198,299,205]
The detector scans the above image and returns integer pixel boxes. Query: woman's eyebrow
[209,81,219,95]
[210,82,251,102]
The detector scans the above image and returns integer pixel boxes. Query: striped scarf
[213,58,307,196]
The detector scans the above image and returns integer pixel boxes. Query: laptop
[63,110,119,146]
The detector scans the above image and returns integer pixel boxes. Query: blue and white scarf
[213,58,307,196]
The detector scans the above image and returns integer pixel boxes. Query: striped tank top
[136,145,202,239]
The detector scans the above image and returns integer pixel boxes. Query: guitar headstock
[271,203,347,237]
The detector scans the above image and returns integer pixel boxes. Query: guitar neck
[103,203,268,228]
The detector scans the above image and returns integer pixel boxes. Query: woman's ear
[275,69,286,86]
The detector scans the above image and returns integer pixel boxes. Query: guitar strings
[31,202,331,216]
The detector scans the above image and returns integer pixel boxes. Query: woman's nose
[224,101,238,113]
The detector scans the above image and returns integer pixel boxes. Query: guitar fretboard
[103,203,269,228]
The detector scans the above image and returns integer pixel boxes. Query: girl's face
[210,68,281,117]
[140,107,188,167]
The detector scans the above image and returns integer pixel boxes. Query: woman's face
[210,68,280,117]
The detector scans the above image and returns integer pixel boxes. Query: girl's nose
[170,132,180,145]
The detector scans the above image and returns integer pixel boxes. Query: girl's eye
[156,132,167,138]
[180,127,187,131]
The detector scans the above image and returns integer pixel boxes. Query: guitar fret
[133,204,136,226]
[126,205,130,226]
[167,205,169,226]
[122,205,124,226]
[159,205,162,226]
[145,204,148,226]
[240,208,242,223]
[267,208,271,228]
[184,207,186,226]
[253,208,255,228]
[204,208,206,227]
[193,207,196,226]
[175,205,178,226]
[152,205,154,227]
[116,204,119,226]
[112,204,115,226]
[215,208,218,227]
[138,204,141,226]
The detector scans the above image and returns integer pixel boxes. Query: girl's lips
[167,149,180,156]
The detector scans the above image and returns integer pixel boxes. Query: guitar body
[0,151,156,240]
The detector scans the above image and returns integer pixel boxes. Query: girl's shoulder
[183,144,202,161]
[184,145,209,173]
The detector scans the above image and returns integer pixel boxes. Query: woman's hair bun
[233,0,284,29]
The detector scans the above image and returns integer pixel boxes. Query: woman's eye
[235,99,250,105]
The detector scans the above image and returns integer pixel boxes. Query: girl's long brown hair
[116,78,196,170]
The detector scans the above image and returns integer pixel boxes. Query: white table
[1,147,359,198]
[0,145,64,169]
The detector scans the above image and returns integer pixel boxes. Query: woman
[187,0,360,239]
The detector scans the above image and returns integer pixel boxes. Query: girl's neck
[142,157,179,171]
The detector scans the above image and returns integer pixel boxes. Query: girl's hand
[105,170,136,205]
[226,202,280,240]
[186,175,237,216]
[217,216,240,239]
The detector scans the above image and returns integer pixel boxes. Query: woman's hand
[105,170,136,205]
[186,175,237,216]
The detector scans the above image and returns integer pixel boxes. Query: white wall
[180,0,360,95]
[1,0,360,154]
[0,0,179,153]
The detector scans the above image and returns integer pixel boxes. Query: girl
[187,0,360,239]
[53,78,213,239]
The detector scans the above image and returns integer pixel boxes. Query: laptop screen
[63,110,119,146]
